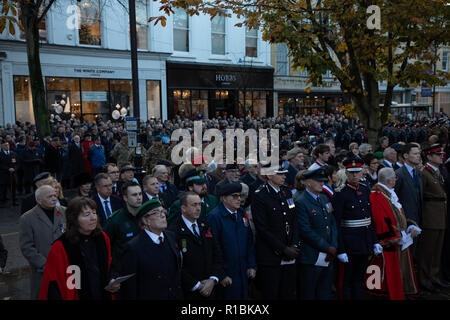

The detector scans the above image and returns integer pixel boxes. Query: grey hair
[359,143,372,153]
[35,185,54,202]
[383,147,395,159]
[378,167,396,184]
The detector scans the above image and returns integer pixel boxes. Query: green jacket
[103,207,141,275]
[167,194,219,225]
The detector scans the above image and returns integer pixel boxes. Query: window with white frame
[276,43,289,75]
[78,0,101,46]
[136,0,148,50]
[173,8,189,52]
[211,13,226,55]
[443,51,448,71]
[245,26,257,57]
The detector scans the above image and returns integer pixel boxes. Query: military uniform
[331,157,378,300]
[251,180,300,300]
[417,145,449,290]
[103,207,141,276]
[144,143,167,174]
[111,142,132,169]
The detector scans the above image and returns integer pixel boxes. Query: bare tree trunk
[20,1,51,138]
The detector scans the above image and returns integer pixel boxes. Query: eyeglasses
[147,209,168,217]
[229,193,241,199]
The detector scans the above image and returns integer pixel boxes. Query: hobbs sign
[216,74,237,85]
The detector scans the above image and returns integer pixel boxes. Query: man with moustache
[104,181,143,277]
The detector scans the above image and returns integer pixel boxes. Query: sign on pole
[126,117,138,148]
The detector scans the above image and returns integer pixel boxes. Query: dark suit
[0,149,17,202]
[286,165,299,190]
[251,183,299,299]
[68,143,85,181]
[240,172,257,186]
[168,216,223,300]
[295,190,338,300]
[159,182,179,207]
[91,194,124,227]
[394,165,423,227]
[120,230,183,300]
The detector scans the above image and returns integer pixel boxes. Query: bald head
[383,147,397,163]
[35,185,58,210]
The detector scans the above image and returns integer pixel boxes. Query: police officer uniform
[331,157,379,300]
[294,168,338,300]
[251,163,299,300]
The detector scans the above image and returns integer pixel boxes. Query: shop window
[136,0,148,50]
[147,80,161,119]
[443,51,448,71]
[211,13,225,55]
[78,0,101,46]
[173,8,189,52]
[110,80,133,118]
[14,76,34,124]
[276,44,289,75]
[191,90,209,119]
[253,91,266,117]
[173,89,208,119]
[80,78,109,121]
[245,27,257,57]
[46,77,81,120]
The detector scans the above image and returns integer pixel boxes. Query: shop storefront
[166,62,274,119]
[1,41,168,125]
[274,76,346,116]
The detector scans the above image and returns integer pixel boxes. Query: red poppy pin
[243,213,249,227]
[205,229,213,238]
[356,191,361,196]
[312,209,317,214]
[56,211,61,216]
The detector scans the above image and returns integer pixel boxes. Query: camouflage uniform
[144,143,168,174]
[111,141,132,168]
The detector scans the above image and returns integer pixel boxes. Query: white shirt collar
[181,214,198,235]
[98,193,110,203]
[145,191,157,200]
[267,181,280,193]
[224,205,237,215]
[144,229,164,244]
[427,162,439,172]
[404,162,415,176]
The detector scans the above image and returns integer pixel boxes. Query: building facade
[0,2,273,126]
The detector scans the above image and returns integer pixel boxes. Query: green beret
[136,199,163,220]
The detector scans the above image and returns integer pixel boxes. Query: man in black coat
[285,147,304,191]
[68,135,85,187]
[168,191,223,299]
[44,137,62,181]
[120,199,183,300]
[20,172,51,214]
[152,164,179,207]
[251,163,300,300]
[22,141,43,195]
[0,140,17,206]
[91,173,124,227]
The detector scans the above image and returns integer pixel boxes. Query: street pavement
[1,194,450,300]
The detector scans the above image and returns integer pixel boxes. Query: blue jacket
[88,144,106,169]
[207,203,256,300]
[294,190,338,265]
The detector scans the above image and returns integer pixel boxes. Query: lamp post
[129,0,140,120]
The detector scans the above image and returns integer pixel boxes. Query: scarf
[378,182,402,209]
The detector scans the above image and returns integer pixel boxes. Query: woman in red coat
[367,167,419,300]
[39,197,120,300]
[81,134,94,175]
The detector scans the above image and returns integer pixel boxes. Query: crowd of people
[0,111,449,300]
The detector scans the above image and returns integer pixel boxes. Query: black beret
[33,172,50,184]
[302,167,328,181]
[153,136,162,142]
[218,183,242,197]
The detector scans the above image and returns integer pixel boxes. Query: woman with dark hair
[39,197,120,300]
[363,154,379,190]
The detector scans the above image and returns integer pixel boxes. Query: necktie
[104,200,112,218]
[412,169,419,186]
[158,236,163,244]
[192,223,200,237]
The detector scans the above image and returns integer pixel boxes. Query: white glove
[337,253,349,263]
[407,225,422,235]
[373,243,383,255]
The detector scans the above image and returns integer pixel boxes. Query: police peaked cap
[302,167,328,181]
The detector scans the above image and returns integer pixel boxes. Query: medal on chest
[181,239,187,253]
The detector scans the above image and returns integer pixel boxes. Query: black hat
[424,144,443,155]
[120,164,135,173]
[302,168,328,181]
[33,172,50,184]
[183,168,207,185]
[217,183,242,197]
[153,136,162,142]
[74,172,92,187]
[390,143,404,153]
[121,132,128,138]
[343,157,364,172]
[225,163,239,170]
[157,159,175,167]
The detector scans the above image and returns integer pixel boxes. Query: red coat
[368,185,404,300]
[39,232,113,300]
[82,141,94,174]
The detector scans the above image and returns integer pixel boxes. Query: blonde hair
[335,169,347,191]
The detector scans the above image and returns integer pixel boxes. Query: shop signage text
[216,74,237,84]
[74,68,115,76]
